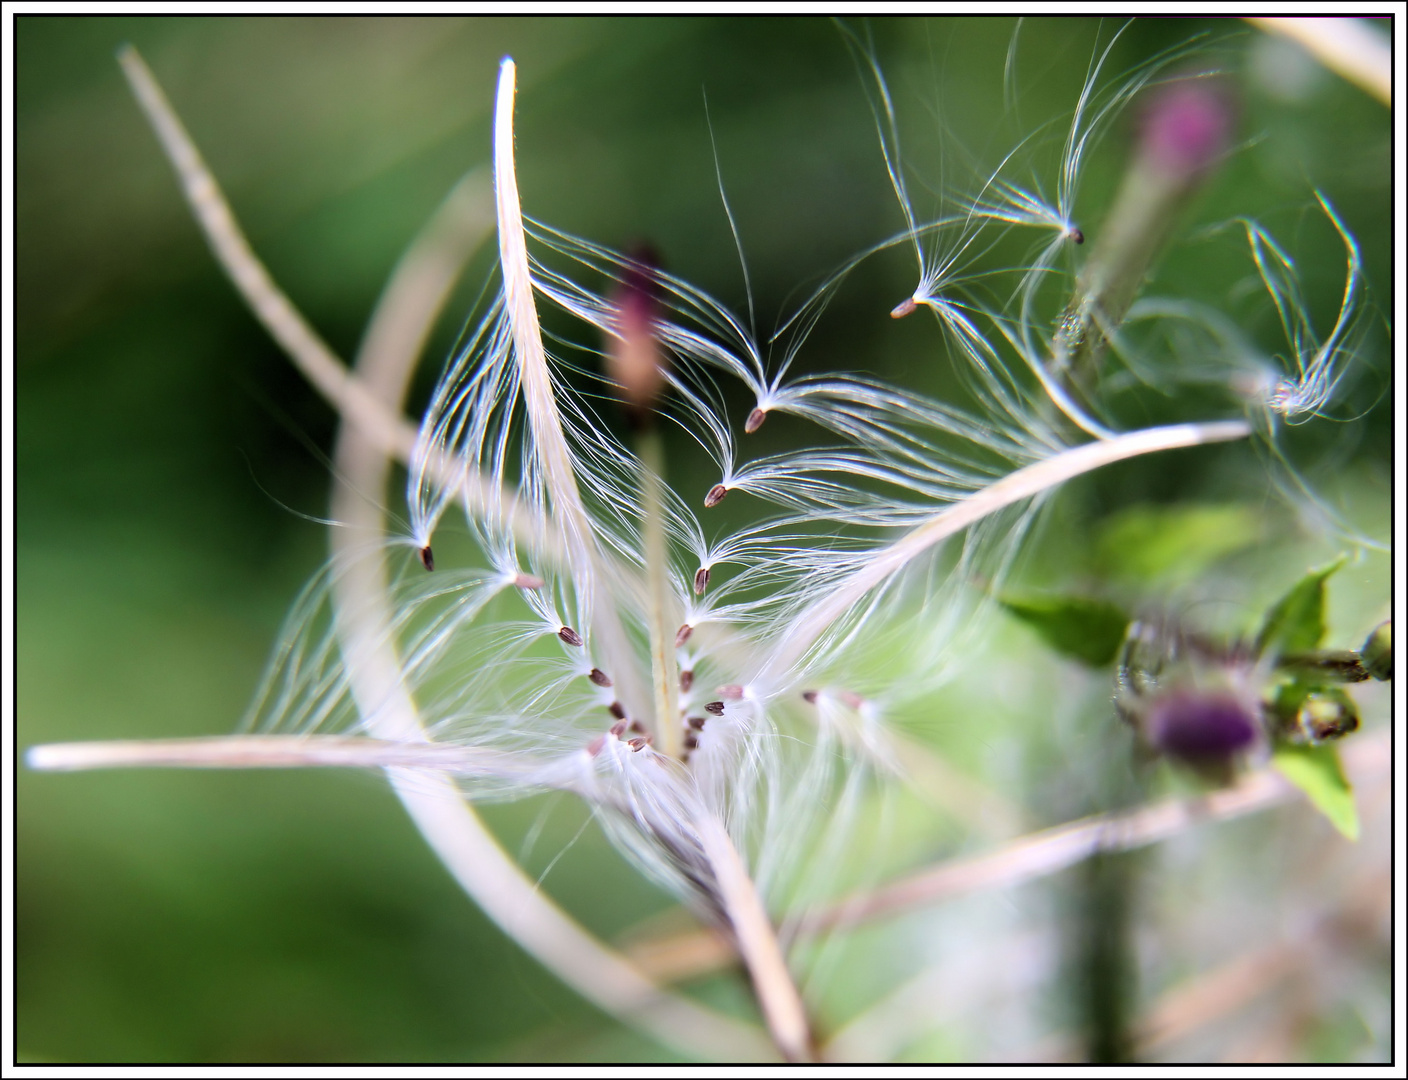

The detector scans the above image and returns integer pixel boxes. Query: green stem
[640,430,682,758]
[1056,159,1190,389]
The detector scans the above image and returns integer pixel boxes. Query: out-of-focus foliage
[18,17,1389,1062]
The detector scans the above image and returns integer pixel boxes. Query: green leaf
[1272,742,1359,840]
[1096,503,1263,583]
[998,592,1130,666]
[1256,557,1346,658]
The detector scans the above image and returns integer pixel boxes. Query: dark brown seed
[558,626,584,647]
[675,624,693,648]
[629,719,646,734]
[802,690,818,704]
[890,297,918,319]
[704,701,725,716]
[744,408,767,434]
[588,668,613,687]
[684,734,699,750]
[1070,226,1085,245]
[687,716,706,730]
[694,566,711,595]
[610,720,627,737]
[628,737,650,752]
[418,545,435,572]
[704,484,728,508]
[680,670,694,692]
[608,702,627,720]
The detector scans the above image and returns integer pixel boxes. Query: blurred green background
[18,17,1390,1062]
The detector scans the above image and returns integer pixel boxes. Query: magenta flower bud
[609,245,667,421]
[1145,688,1260,763]
[1139,78,1234,181]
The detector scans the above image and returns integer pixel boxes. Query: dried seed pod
[704,484,728,508]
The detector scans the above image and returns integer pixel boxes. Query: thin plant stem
[324,159,773,1061]
[115,46,541,547]
[802,727,1387,934]
[116,46,416,470]
[762,420,1252,682]
[696,815,814,1062]
[1247,17,1392,105]
[623,728,1388,981]
[25,736,521,773]
[639,430,682,758]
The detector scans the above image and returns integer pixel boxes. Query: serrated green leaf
[1096,503,1263,582]
[1256,557,1345,658]
[998,592,1130,666]
[1272,743,1359,840]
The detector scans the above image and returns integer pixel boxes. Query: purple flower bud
[1145,688,1259,762]
[608,245,667,420]
[1139,78,1234,182]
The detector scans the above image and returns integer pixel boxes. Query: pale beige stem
[26,735,521,774]
[800,728,1387,935]
[118,46,416,466]
[115,46,536,543]
[625,729,1388,981]
[1247,17,1392,105]
[325,166,771,1061]
[493,59,592,566]
[696,816,813,1062]
[761,420,1251,682]
[640,433,682,757]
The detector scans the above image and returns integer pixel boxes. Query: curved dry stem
[25,735,520,774]
[325,165,771,1061]
[697,815,814,1062]
[807,727,1386,936]
[118,45,415,467]
[1247,17,1392,105]
[624,729,1388,984]
[115,46,537,545]
[762,420,1252,681]
[494,59,593,566]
